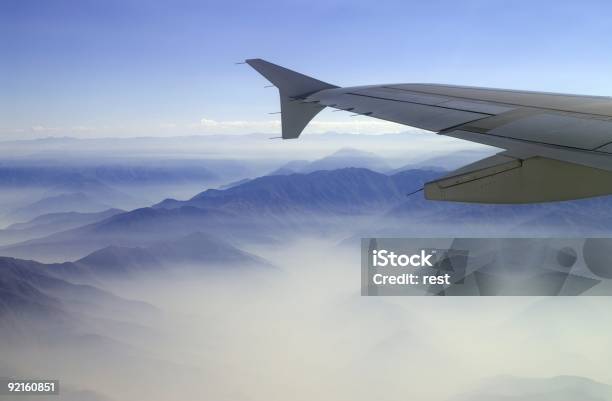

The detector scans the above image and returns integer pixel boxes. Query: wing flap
[425,155,612,203]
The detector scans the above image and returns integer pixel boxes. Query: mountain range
[76,231,271,277]
[4,165,612,261]
[267,147,393,175]
[2,152,612,401]
[0,209,124,246]
[0,163,218,188]
[0,255,157,344]
[0,168,438,261]
[0,231,269,342]
[157,167,439,214]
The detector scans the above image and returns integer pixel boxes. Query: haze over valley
[1,133,611,401]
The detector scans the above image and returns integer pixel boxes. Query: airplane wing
[246,58,612,203]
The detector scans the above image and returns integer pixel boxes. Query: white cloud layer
[198,117,409,134]
[2,117,415,139]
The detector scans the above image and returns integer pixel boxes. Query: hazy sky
[3,0,612,138]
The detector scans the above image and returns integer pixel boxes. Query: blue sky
[3,0,612,138]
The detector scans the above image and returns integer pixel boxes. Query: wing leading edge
[246,59,612,203]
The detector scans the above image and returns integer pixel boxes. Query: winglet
[245,59,338,139]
